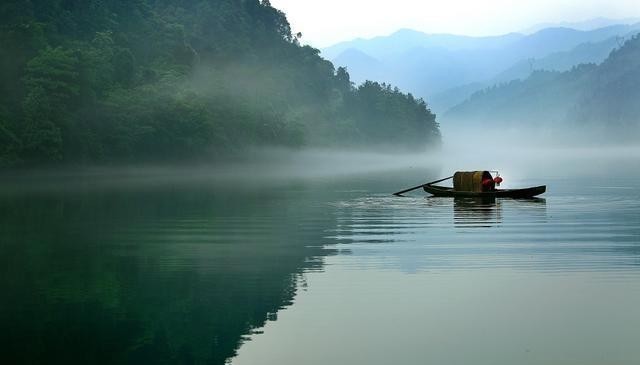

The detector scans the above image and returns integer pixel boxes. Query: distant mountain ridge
[429,33,636,112]
[322,29,523,60]
[322,22,640,114]
[444,34,640,142]
[521,17,640,34]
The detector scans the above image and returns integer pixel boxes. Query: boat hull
[423,184,546,198]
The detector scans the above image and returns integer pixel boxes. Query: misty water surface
[1,150,640,365]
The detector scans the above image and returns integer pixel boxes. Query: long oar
[393,176,453,196]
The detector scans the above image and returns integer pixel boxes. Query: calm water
[1,169,639,365]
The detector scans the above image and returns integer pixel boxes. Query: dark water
[1,170,639,365]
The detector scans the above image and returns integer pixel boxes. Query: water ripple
[326,194,640,273]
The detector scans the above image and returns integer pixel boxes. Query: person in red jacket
[482,174,503,191]
[482,176,496,191]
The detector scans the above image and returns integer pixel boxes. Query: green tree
[24,46,80,116]
[21,86,62,162]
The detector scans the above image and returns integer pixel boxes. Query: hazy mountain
[322,28,523,60]
[430,33,632,112]
[522,17,640,34]
[444,34,640,142]
[332,48,388,85]
[493,36,623,83]
[427,82,487,116]
[324,24,640,113]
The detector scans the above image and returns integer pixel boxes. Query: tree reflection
[0,182,336,365]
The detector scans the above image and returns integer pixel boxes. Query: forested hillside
[0,0,440,166]
[445,34,640,141]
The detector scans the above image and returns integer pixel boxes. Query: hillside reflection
[0,180,338,365]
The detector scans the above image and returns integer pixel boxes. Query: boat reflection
[453,197,501,228]
[450,197,547,228]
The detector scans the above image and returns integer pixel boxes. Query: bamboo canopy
[453,171,494,192]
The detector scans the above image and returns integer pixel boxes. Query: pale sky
[270,0,640,47]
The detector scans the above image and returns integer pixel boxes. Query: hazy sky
[270,0,640,47]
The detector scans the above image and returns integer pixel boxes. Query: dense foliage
[445,33,640,140]
[0,0,440,166]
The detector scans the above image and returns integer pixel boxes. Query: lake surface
[1,167,640,365]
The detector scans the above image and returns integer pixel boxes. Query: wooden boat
[423,184,546,198]
[393,170,546,198]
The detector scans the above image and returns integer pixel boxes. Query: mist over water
[0,147,442,194]
[3,132,638,198]
[438,122,640,183]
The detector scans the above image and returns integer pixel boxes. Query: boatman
[482,176,496,191]
[482,174,503,191]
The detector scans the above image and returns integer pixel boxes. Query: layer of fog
[3,102,639,193]
[0,148,439,193]
[3,133,639,195]
[439,122,640,189]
